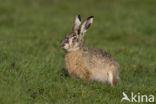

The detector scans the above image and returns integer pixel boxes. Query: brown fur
[65,50,93,80]
[62,15,120,86]
[65,47,120,86]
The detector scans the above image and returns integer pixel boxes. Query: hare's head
[61,15,94,52]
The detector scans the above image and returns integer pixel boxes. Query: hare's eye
[64,37,68,42]
[73,34,76,37]
[66,40,69,43]
[78,29,80,34]
[65,37,69,40]
[73,37,77,40]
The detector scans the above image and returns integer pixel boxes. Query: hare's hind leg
[108,68,120,86]
[108,71,113,86]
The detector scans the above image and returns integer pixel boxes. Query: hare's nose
[61,44,65,48]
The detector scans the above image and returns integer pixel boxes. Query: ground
[0,0,156,104]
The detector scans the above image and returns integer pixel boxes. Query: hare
[61,15,120,86]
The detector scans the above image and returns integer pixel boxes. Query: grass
[0,0,156,104]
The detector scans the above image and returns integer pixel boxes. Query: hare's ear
[72,15,81,32]
[80,16,94,33]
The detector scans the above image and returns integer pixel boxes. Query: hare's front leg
[70,66,93,81]
[79,66,93,80]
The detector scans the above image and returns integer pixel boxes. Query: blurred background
[0,0,156,104]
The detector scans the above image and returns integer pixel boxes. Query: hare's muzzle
[61,44,65,49]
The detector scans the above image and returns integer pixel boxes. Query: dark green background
[0,0,156,104]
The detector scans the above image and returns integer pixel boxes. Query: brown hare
[61,15,120,86]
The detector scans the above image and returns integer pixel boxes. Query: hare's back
[82,47,113,61]
[82,47,118,69]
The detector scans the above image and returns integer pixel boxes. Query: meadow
[0,0,156,104]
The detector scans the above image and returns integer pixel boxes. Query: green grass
[0,0,156,104]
